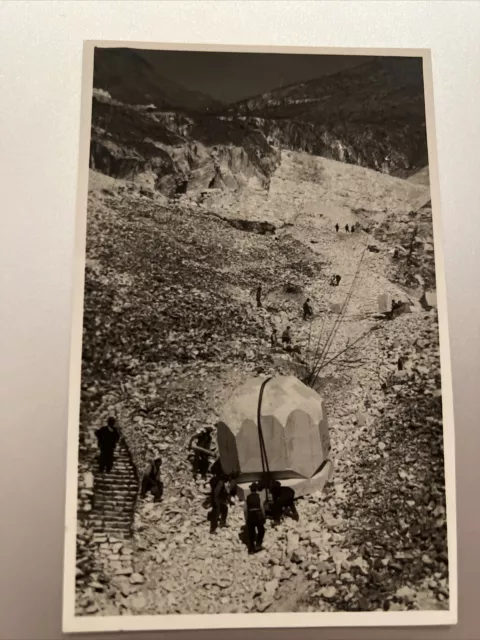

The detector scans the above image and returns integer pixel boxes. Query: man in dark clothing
[209,474,229,534]
[256,285,262,308]
[345,223,349,232]
[303,298,313,320]
[270,328,278,347]
[351,225,355,233]
[335,275,342,286]
[335,223,339,233]
[189,426,214,479]
[245,482,266,554]
[95,417,120,473]
[281,326,292,346]
[140,457,163,501]
[270,481,299,524]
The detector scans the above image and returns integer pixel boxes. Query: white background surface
[1,2,479,639]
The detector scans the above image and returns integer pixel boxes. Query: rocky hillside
[90,95,280,197]
[75,158,446,616]
[224,57,428,177]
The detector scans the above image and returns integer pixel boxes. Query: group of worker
[94,418,298,554]
[208,470,299,553]
[335,222,357,233]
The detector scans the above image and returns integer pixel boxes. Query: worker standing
[189,426,214,479]
[245,482,266,554]
[256,284,262,308]
[303,298,313,320]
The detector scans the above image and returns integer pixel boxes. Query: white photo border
[62,40,457,633]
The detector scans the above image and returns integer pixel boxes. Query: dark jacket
[190,430,212,450]
[144,459,162,483]
[245,492,265,521]
[95,425,119,450]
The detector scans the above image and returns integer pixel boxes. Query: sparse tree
[302,250,376,389]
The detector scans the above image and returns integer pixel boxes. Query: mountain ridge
[93,48,222,112]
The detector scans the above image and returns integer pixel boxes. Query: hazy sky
[139,50,370,103]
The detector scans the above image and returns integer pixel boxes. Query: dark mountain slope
[225,57,428,176]
[93,48,221,112]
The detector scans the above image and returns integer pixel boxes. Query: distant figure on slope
[209,472,230,534]
[281,326,292,345]
[303,298,313,320]
[189,426,214,479]
[270,480,299,524]
[256,284,262,308]
[351,224,355,233]
[140,456,163,501]
[345,223,350,232]
[335,223,339,233]
[95,416,120,474]
[245,482,266,554]
[270,327,278,347]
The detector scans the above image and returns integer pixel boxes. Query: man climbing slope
[95,416,120,473]
[140,456,164,501]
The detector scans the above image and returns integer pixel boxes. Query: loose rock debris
[75,162,448,617]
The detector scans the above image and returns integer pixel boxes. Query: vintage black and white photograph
[65,43,455,630]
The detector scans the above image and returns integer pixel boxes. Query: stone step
[93,500,135,509]
[95,467,135,478]
[92,505,133,515]
[89,441,136,536]
[94,496,137,505]
[94,462,133,470]
[94,518,132,526]
[95,512,131,525]
[95,484,136,491]
[93,497,135,506]
[94,509,133,518]
[94,476,138,488]
[95,486,137,494]
[95,482,136,488]
[94,469,136,476]
[93,505,136,513]
[92,501,134,510]
[94,495,137,504]
[91,517,132,527]
[93,528,131,537]
[95,481,137,489]
[96,476,137,482]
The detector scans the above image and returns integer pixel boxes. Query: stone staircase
[91,441,138,537]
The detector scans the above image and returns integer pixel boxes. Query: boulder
[217,376,333,499]
[377,293,392,314]
[420,290,437,310]
[330,301,344,314]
